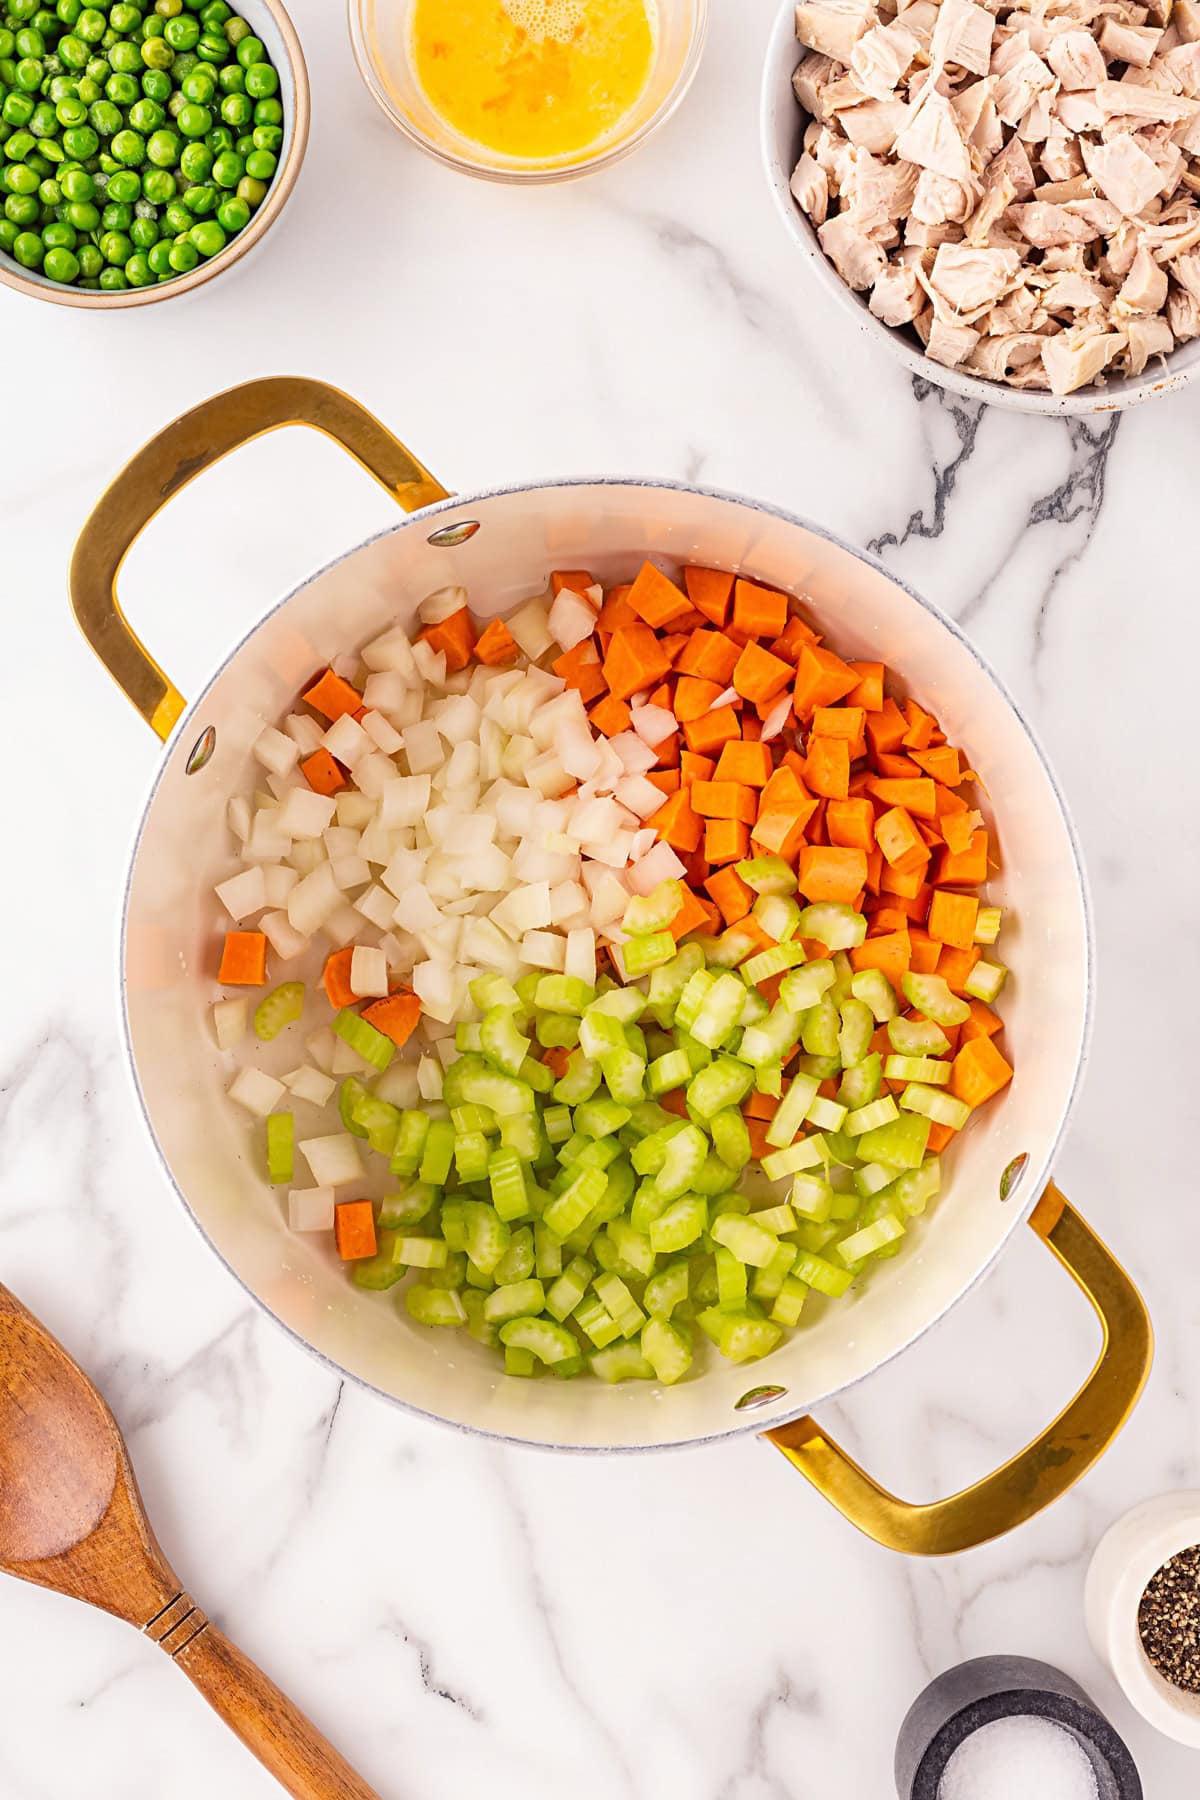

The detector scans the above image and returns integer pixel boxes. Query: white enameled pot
[71,377,1152,1555]
[760,0,1200,416]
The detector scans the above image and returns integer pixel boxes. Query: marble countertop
[4,1,1200,1794]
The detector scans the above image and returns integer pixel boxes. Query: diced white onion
[417,1055,444,1100]
[229,1067,285,1117]
[262,864,298,906]
[284,712,324,755]
[215,865,266,922]
[565,926,597,985]
[627,840,687,894]
[288,1187,335,1232]
[630,704,677,747]
[288,862,340,935]
[547,587,598,651]
[354,883,397,930]
[373,1059,422,1107]
[278,788,337,839]
[393,883,441,932]
[282,1065,337,1106]
[322,902,365,948]
[211,998,247,1050]
[261,909,309,962]
[362,624,419,677]
[615,775,668,821]
[520,930,566,971]
[350,944,389,998]
[298,1133,364,1186]
[504,597,555,659]
[493,881,552,938]
[417,585,467,624]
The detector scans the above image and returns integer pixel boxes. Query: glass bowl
[348,0,707,183]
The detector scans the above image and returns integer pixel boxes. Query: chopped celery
[790,1250,853,1298]
[656,1124,708,1199]
[856,1112,931,1170]
[623,931,677,975]
[686,1055,755,1119]
[852,1162,896,1200]
[389,1109,430,1175]
[900,972,970,1027]
[593,1271,646,1338]
[483,1278,546,1322]
[739,1004,802,1068]
[494,1226,535,1284]
[752,893,803,942]
[790,1172,834,1222]
[845,1095,899,1137]
[736,855,798,896]
[648,1194,707,1253]
[837,997,875,1069]
[378,1181,438,1227]
[499,1316,578,1363]
[546,1257,594,1320]
[451,1102,496,1135]
[888,1015,951,1056]
[797,903,867,952]
[641,1317,693,1384]
[850,967,898,1022]
[480,1007,531,1077]
[974,906,1003,946]
[459,1064,535,1116]
[715,1246,748,1310]
[504,1345,538,1377]
[806,1094,848,1131]
[900,1084,971,1130]
[552,1050,602,1106]
[644,1260,690,1319]
[623,879,684,936]
[838,1052,881,1111]
[697,1308,782,1363]
[889,1156,942,1217]
[711,1106,752,1171]
[339,1076,371,1139]
[454,1130,491,1183]
[419,1119,456,1186]
[543,1165,608,1239]
[575,1096,631,1139]
[752,1203,797,1235]
[765,1072,820,1148]
[537,1011,581,1049]
[254,981,305,1042]
[533,1220,562,1280]
[838,1214,905,1264]
[470,972,521,1012]
[461,1288,498,1346]
[709,927,760,967]
[606,1218,656,1278]
[630,1180,670,1234]
[761,1137,826,1181]
[647,1048,691,1096]
[647,943,705,1024]
[885,1055,951,1086]
[738,984,771,1027]
[770,1276,809,1327]
[801,994,840,1058]
[752,1240,798,1301]
[743,942,807,984]
[399,1236,449,1269]
[535,974,596,1015]
[779,960,836,1012]
[965,959,1007,1003]
[405,1285,467,1327]
[710,1212,779,1269]
[499,1112,542,1159]
[353,1233,405,1291]
[455,1022,483,1054]
[266,1112,294,1185]
[574,1296,623,1347]
[332,1007,395,1073]
[463,1201,511,1275]
[599,1046,647,1104]
[590,1343,656,1382]
[542,1104,573,1145]
[690,971,746,1048]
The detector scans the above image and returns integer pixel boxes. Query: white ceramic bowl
[759,0,1200,416]
[1085,1492,1200,1747]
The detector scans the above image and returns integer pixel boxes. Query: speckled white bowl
[760,0,1200,415]
[1085,1492,1200,1747]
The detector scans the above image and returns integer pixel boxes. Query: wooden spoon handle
[165,1611,383,1800]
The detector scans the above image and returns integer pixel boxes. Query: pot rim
[116,472,1095,1453]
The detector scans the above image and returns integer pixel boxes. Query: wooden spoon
[0,1281,383,1800]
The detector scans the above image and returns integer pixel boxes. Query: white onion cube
[228,1067,285,1117]
[298,1133,364,1187]
[350,945,389,998]
[288,1187,336,1232]
[211,998,247,1050]
[215,865,266,922]
[278,788,337,839]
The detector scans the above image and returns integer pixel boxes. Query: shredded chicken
[789,0,1200,391]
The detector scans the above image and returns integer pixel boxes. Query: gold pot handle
[69,376,449,741]
[765,1184,1152,1555]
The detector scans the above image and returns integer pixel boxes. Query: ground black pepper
[1138,1545,1200,1693]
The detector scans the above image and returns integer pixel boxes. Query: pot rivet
[1000,1153,1029,1202]
[427,519,481,547]
[185,725,216,775]
[734,1384,788,1413]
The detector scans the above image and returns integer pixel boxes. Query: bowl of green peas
[0,0,308,304]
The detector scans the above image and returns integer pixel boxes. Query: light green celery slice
[405,1285,467,1326]
[623,931,676,975]
[851,967,898,1022]
[499,1316,579,1363]
[460,1065,536,1116]
[793,1219,839,1250]
[647,1049,691,1096]
[846,1095,899,1137]
[697,1309,782,1363]
[623,879,683,936]
[499,1112,542,1159]
[852,1161,896,1200]
[463,1201,512,1274]
[461,1288,499,1346]
[801,994,840,1058]
[339,1077,371,1139]
[753,1203,797,1235]
[493,1226,535,1284]
[900,972,970,1027]
[641,1317,693,1383]
[647,942,705,1025]
[856,1113,931,1170]
[389,1109,430,1175]
[656,1124,708,1199]
[631,1121,687,1176]
[332,1008,395,1073]
[546,1257,594,1321]
[455,1022,483,1053]
[900,1084,971,1129]
[828,1187,860,1221]
[710,1212,779,1269]
[739,1004,802,1068]
[690,971,747,1049]
[574,1296,623,1347]
[378,1181,439,1228]
[888,1015,951,1056]
[796,903,867,952]
[630,1180,670,1234]
[438,1198,469,1249]
[589,987,646,1022]
[738,984,771,1029]
[266,1112,293,1185]
[599,1047,647,1104]
[752,894,802,942]
[454,1130,490,1183]
[790,1172,834,1222]
[676,968,718,1032]
[590,1343,656,1382]
[470,972,521,1011]
[974,906,1002,946]
[534,974,595,1015]
[965,959,1007,1003]
[450,1102,495,1135]
[779,960,836,1012]
[518,1056,555,1094]
[736,855,797,895]
[885,1055,951,1085]
[644,1260,690,1319]
[838,1214,905,1264]
[483,1278,546,1322]
[593,1271,646,1338]
[542,1104,573,1144]
[419,1119,456,1185]
[837,997,875,1069]
[807,1094,848,1131]
[543,1165,608,1239]
[605,1218,656,1278]
[536,1011,581,1049]
[754,1064,782,1099]
[504,1345,538,1377]
[574,1096,632,1138]
[761,1138,826,1181]
[552,1050,602,1106]
[254,981,304,1042]
[398,1235,449,1269]
[480,1006,531,1077]
[765,1072,820,1148]
[686,1056,755,1119]
[648,1194,707,1253]
[790,1249,853,1298]
[426,1249,468,1289]
[770,1275,809,1326]
[752,1240,798,1302]
[710,926,761,967]
[352,1233,404,1290]
[888,1155,942,1217]
[743,942,807,986]
[715,1246,748,1310]
[711,1106,752,1170]
[838,1052,882,1111]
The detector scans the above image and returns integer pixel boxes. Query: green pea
[201,0,231,22]
[219,87,249,127]
[234,31,262,65]
[0,57,15,85]
[111,127,144,164]
[223,14,249,45]
[27,100,55,137]
[5,127,36,160]
[145,126,177,165]
[163,11,196,48]
[0,216,17,251]
[64,194,97,226]
[98,225,130,260]
[214,188,245,231]
[108,38,139,70]
[204,121,230,151]
[42,216,75,245]
[233,131,250,155]
[181,178,211,212]
[8,0,38,18]
[101,199,131,227]
[176,99,208,135]
[166,232,195,269]
[43,241,79,278]
[37,174,61,203]
[128,97,163,131]
[156,0,184,14]
[48,74,80,101]
[109,1,140,27]
[178,136,208,177]
[5,162,38,192]
[98,263,127,286]
[76,235,101,273]
[253,95,281,126]
[89,98,121,134]
[193,28,224,60]
[172,47,197,77]
[123,245,151,282]
[141,12,166,36]
[62,123,99,156]
[234,169,262,205]
[0,28,12,57]
[2,92,35,127]
[141,163,173,199]
[55,30,85,67]
[216,60,242,92]
[34,6,61,27]
[180,65,213,101]
[3,190,39,222]
[76,5,106,39]
[252,123,283,156]
[129,211,156,245]
[84,53,107,80]
[12,226,43,264]
[56,0,82,20]
[141,65,171,99]
[14,25,45,55]
[162,195,188,230]
[15,55,43,88]
[55,94,87,127]
[209,145,240,186]
[146,234,170,273]
[187,213,222,255]
[75,73,100,100]
[103,70,137,105]
[243,145,273,180]
[59,162,93,199]
[141,32,172,67]
[107,165,139,199]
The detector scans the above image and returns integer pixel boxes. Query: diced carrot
[744,1089,781,1122]
[732,579,788,639]
[649,789,703,854]
[797,846,867,904]
[793,643,859,717]
[881,858,930,900]
[334,1199,377,1262]
[542,1044,573,1081]
[865,697,908,757]
[668,886,715,942]
[646,682,674,710]
[683,706,741,756]
[875,752,924,780]
[826,796,875,851]
[928,890,979,951]
[874,805,924,869]
[850,929,911,992]
[647,768,681,795]
[950,1036,1014,1108]
[714,739,772,786]
[362,991,421,1047]
[805,735,850,801]
[745,1116,773,1161]
[303,668,363,723]
[684,565,735,627]
[589,694,634,737]
[691,780,757,824]
[937,828,988,885]
[552,640,607,704]
[962,999,1003,1041]
[902,700,936,750]
[299,748,346,797]
[845,661,884,711]
[925,1121,958,1153]
[655,731,681,770]
[665,610,709,635]
[771,614,820,660]
[936,943,982,994]
[551,570,596,597]
[596,588,640,633]
[865,846,883,894]
[812,706,866,743]
[912,745,962,785]
[869,776,937,820]
[473,618,519,666]
[754,765,818,860]
[626,560,693,629]
[908,929,941,974]
[937,789,975,828]
[602,624,673,701]
[675,629,741,685]
[674,676,724,721]
[681,751,716,783]
[219,930,267,985]
[733,639,793,703]
[660,1087,689,1118]
[323,946,357,1009]
[705,865,753,926]
[418,606,476,673]
[917,821,945,850]
[866,906,912,934]
[807,799,828,846]
[705,817,750,864]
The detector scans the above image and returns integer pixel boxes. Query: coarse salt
[939,1716,1099,1800]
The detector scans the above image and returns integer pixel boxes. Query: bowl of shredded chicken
[762,0,1200,407]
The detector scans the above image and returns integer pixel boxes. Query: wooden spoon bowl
[0,1282,382,1800]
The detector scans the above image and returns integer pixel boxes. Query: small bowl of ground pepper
[0,0,308,309]
[1086,1492,1200,1748]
